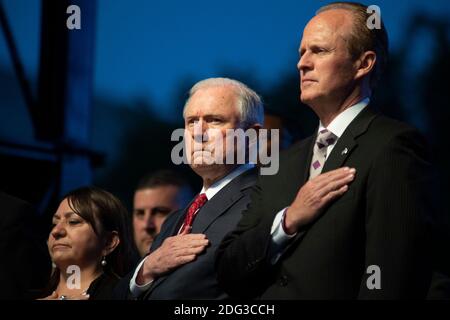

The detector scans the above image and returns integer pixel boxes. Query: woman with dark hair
[39,187,132,300]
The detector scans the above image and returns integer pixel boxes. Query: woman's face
[48,198,104,270]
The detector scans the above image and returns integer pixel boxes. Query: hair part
[316,2,389,89]
[183,77,264,128]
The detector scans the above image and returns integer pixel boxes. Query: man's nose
[144,212,156,231]
[298,52,312,73]
[193,119,208,141]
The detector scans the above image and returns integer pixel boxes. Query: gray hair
[183,77,264,127]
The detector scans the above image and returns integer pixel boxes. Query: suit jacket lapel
[299,136,316,184]
[321,106,378,173]
[143,209,187,299]
[321,134,357,172]
[282,136,316,201]
[170,201,193,236]
[142,168,257,299]
[191,168,257,234]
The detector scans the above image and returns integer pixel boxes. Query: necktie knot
[192,193,207,209]
[316,129,337,149]
[179,193,207,234]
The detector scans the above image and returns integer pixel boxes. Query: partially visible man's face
[133,185,182,257]
[297,9,358,108]
[184,86,242,176]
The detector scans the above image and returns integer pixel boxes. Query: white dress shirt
[269,98,370,263]
[129,163,255,297]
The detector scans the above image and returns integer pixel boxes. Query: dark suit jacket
[138,167,257,299]
[216,107,434,299]
[0,193,42,299]
[87,273,120,300]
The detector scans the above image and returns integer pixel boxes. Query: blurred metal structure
[0,0,101,214]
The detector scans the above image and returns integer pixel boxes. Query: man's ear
[354,51,376,80]
[102,231,120,256]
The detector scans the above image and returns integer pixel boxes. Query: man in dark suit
[124,77,266,299]
[216,2,435,299]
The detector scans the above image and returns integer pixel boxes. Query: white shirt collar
[200,164,255,200]
[318,97,370,138]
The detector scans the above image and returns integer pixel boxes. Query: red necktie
[179,193,208,234]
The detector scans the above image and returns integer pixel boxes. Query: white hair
[183,77,264,127]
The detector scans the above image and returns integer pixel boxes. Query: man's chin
[189,155,220,167]
[300,92,313,104]
[191,162,215,172]
[138,241,153,256]
[140,239,154,252]
[190,162,226,178]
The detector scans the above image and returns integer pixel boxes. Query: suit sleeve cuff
[271,207,297,244]
[129,256,154,298]
[269,208,297,264]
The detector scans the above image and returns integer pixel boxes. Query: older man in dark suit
[126,77,264,299]
[216,2,435,299]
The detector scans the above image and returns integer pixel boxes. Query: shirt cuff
[269,208,297,264]
[129,256,154,298]
[271,207,297,244]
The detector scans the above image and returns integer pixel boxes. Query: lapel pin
[341,147,348,155]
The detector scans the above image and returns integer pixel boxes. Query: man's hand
[136,229,209,285]
[284,167,356,234]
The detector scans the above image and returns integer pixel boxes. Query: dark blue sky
[1,0,449,122]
